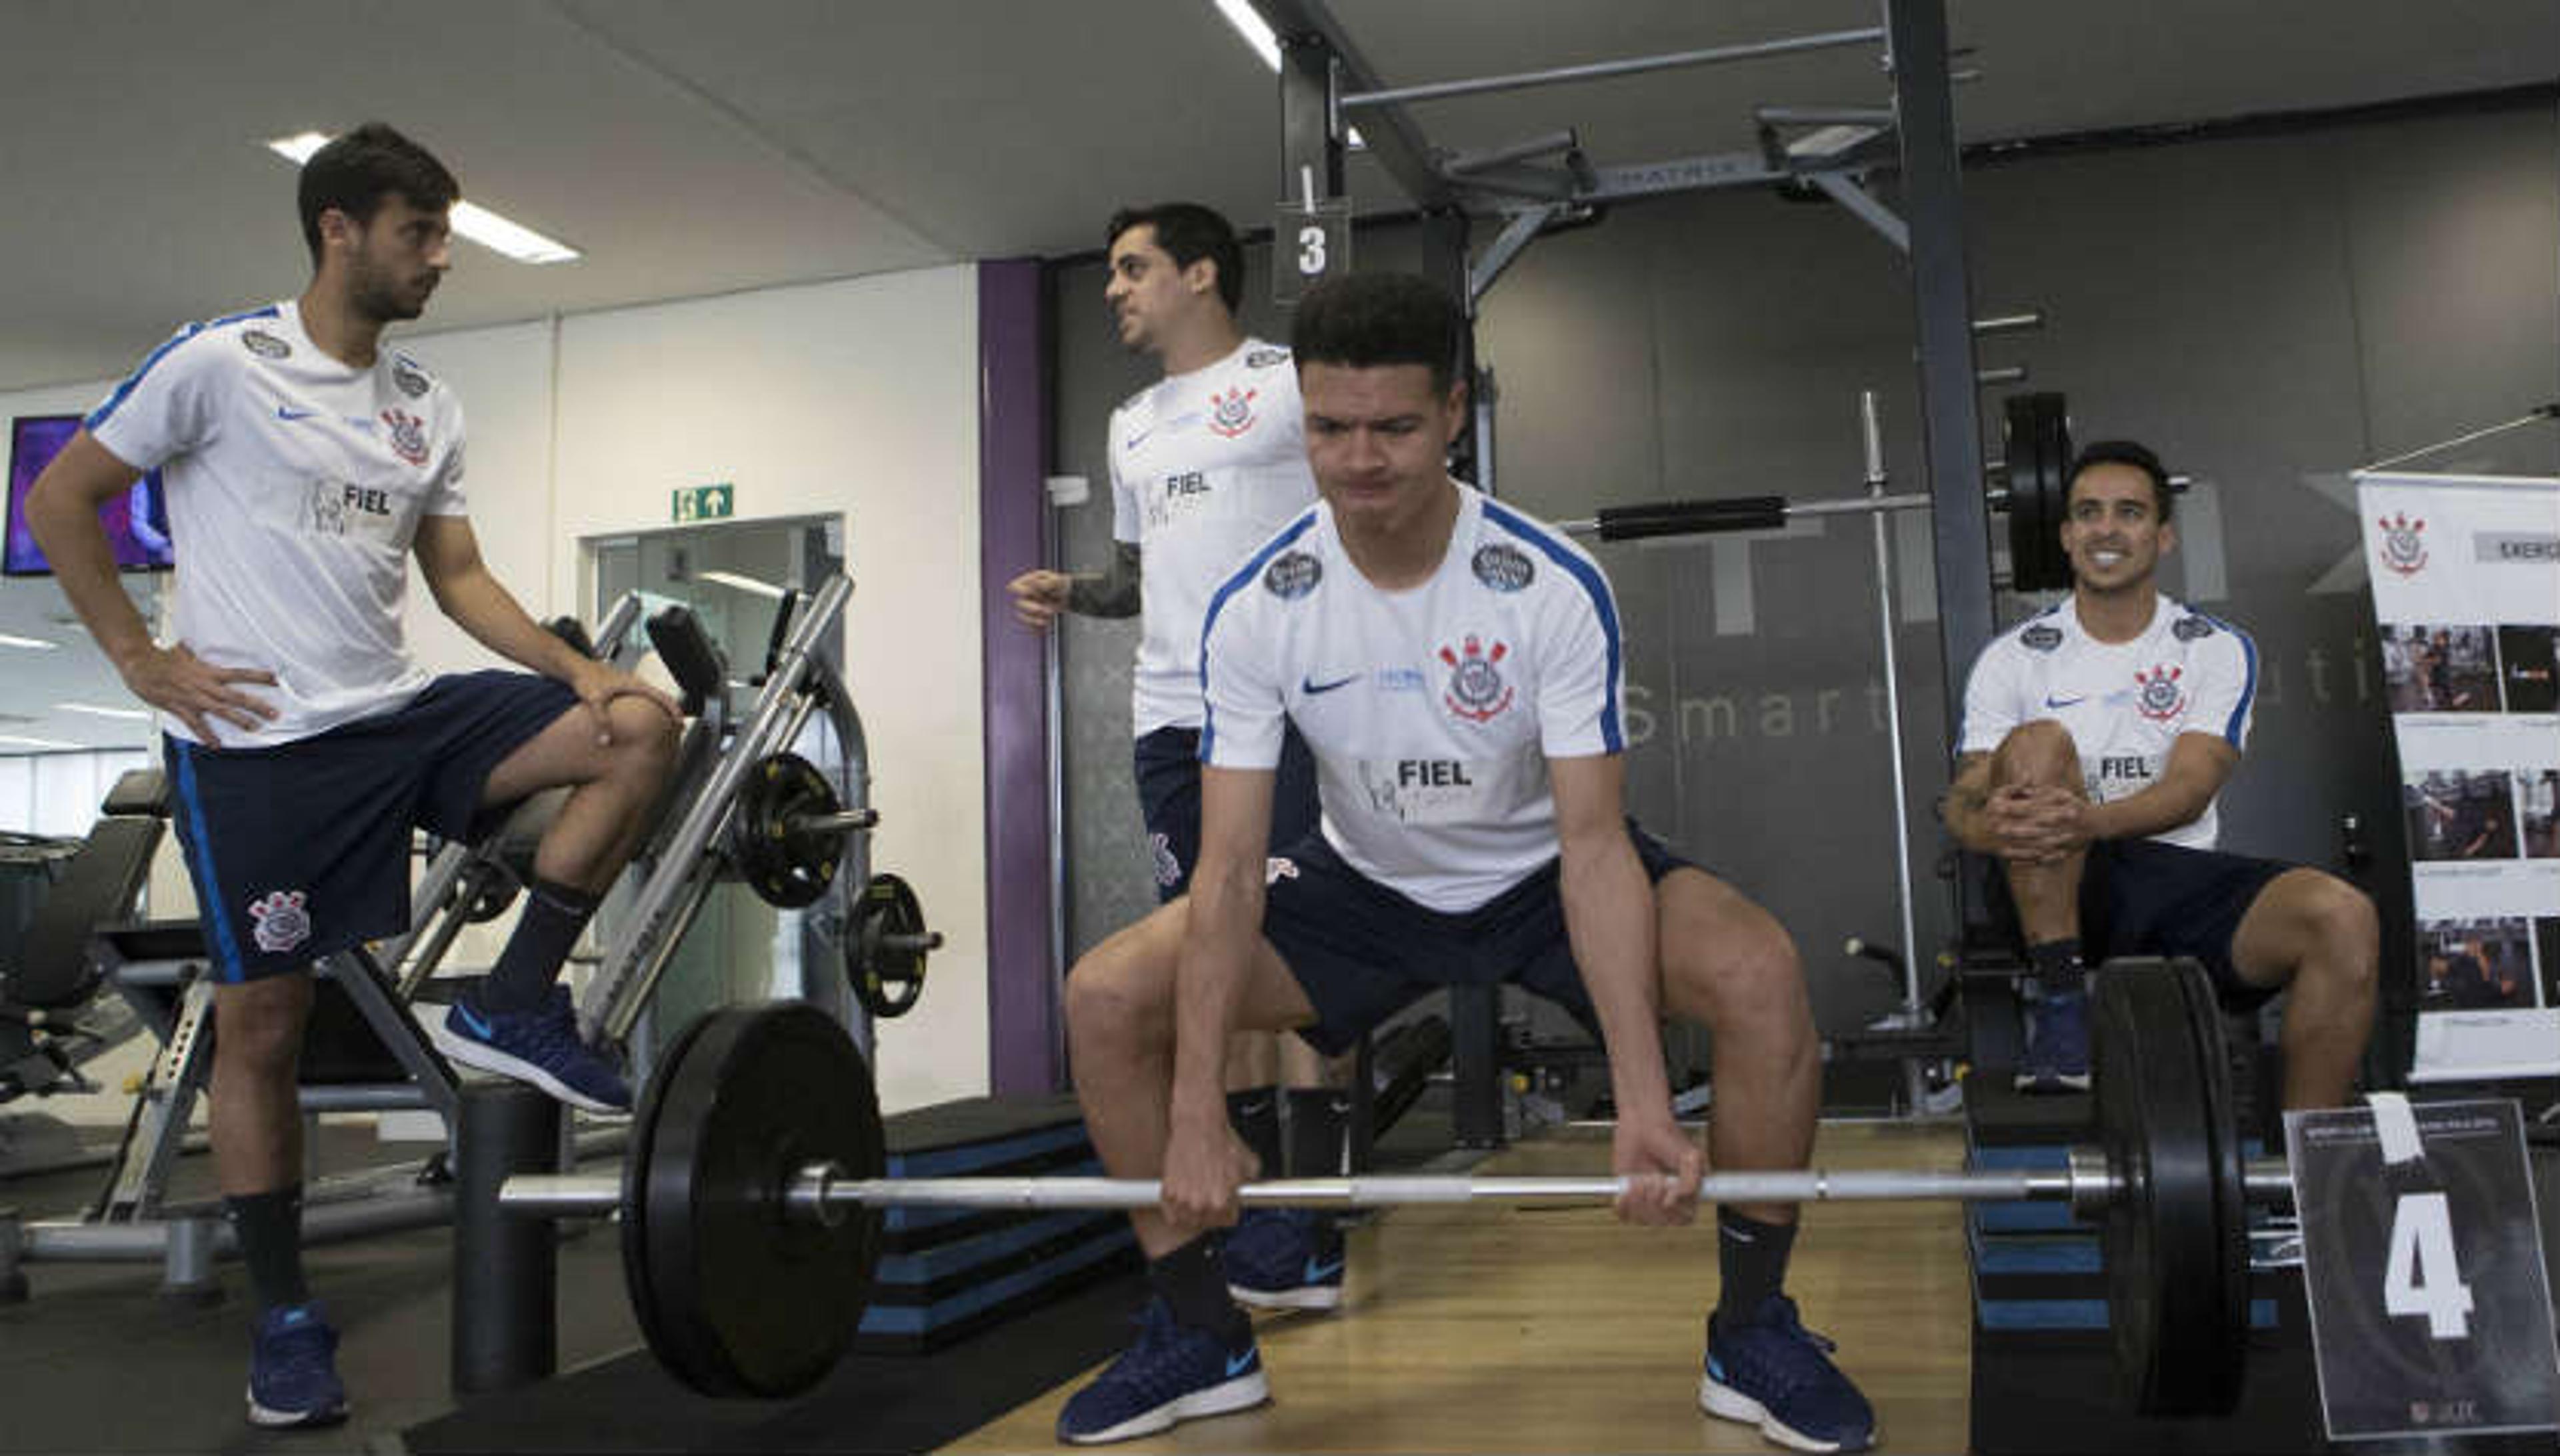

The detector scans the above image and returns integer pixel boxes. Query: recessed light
[0,735,81,751]
[53,702,153,721]
[0,632,61,651]
[1207,3,1364,148]
[262,133,581,265]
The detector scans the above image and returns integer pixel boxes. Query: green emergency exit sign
[673,483,735,523]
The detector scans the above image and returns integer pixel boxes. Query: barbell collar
[787,808,880,837]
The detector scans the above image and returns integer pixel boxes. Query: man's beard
[351,259,427,323]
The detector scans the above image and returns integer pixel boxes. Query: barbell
[1554,390,2076,591]
[495,957,2283,1415]
[727,751,941,1017]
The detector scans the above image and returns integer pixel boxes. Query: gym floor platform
[5,1112,2553,1453]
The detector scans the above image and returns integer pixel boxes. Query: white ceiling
[1,0,2553,757]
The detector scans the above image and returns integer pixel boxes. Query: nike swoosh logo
[1225,1349,1259,1378]
[1303,1257,1343,1282]
[1303,674,1359,695]
[1123,430,1152,450]
[456,1003,492,1038]
[275,406,321,421]
[2043,694,2087,709]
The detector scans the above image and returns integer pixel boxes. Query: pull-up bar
[1342,27,1885,110]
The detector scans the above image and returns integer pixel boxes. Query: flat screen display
[5,414,173,577]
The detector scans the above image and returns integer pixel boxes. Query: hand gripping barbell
[495,957,2279,1414]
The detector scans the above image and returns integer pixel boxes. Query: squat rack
[1251,0,2009,1137]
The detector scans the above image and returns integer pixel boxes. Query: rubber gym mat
[399,1264,1145,1455]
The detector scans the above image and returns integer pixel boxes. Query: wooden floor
[944,1119,1973,1454]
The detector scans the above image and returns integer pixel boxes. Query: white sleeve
[423,393,469,517]
[1107,408,1139,547]
[1536,561,1626,759]
[2183,625,2259,750]
[1199,590,1285,769]
[1958,640,2023,757]
[85,329,227,474]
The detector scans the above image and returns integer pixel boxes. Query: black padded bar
[1592,495,1789,540]
[645,605,726,717]
[99,769,169,819]
[543,615,597,659]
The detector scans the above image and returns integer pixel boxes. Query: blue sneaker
[1055,1297,1269,1444]
[246,1303,348,1429]
[1224,1209,1345,1311]
[1701,1294,1875,1453]
[2015,986,2091,1093]
[431,985,631,1114]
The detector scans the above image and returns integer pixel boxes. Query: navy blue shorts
[1264,823,1698,1057]
[1132,722,1319,903]
[165,670,578,983]
[1990,837,2293,1007]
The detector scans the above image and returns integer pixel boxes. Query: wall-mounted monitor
[5,415,173,577]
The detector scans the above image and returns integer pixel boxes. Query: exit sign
[673,483,735,522]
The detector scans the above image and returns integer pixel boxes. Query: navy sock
[2027,938,2087,997]
[225,1185,309,1313]
[1284,1088,1351,1178]
[1227,1087,1281,1178]
[1147,1235,1247,1341]
[1715,1209,1798,1326]
[474,879,600,1013]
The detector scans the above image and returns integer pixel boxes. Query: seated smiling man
[1056,272,1875,1453]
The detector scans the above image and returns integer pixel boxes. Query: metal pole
[1863,391,1927,1117]
[453,1084,559,1396]
[1343,29,1885,109]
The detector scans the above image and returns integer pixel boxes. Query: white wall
[1,267,991,1111]
[548,267,987,1112]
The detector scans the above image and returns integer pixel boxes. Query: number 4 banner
[2287,1095,2559,1439]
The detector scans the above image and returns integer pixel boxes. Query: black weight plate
[848,873,929,1019]
[627,1003,885,1397]
[2170,949,2251,1413]
[2095,957,2247,1416]
[2003,394,2047,591]
[735,753,841,909]
[2038,393,2075,592]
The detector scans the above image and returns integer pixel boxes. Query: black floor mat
[400,1263,1145,1454]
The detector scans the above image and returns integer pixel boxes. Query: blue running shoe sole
[1059,1368,1270,1445]
[1701,1374,1871,1454]
[246,1387,349,1429]
[1228,1277,1343,1312]
[427,1009,629,1116]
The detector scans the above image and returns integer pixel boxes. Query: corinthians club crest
[1207,385,1258,438]
[247,889,311,953]
[1439,634,1514,723]
[2133,664,2187,722]
[2376,511,2427,576]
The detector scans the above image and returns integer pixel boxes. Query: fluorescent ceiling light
[0,632,61,651]
[263,133,582,265]
[1207,2,1365,149]
[0,735,81,751]
[53,702,152,721]
[696,570,788,600]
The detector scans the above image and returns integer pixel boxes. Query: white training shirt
[85,300,467,747]
[1109,338,1317,735]
[1199,486,1627,912]
[1958,593,2259,850]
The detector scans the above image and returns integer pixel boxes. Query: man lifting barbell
[1053,273,1874,1451]
[1941,439,2379,1105]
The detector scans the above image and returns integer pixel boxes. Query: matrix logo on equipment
[247,890,312,954]
[2133,664,2186,722]
[1207,385,1258,438]
[381,409,430,467]
[2377,512,2428,576]
[1439,635,1514,723]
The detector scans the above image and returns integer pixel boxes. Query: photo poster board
[2355,471,2560,1081]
